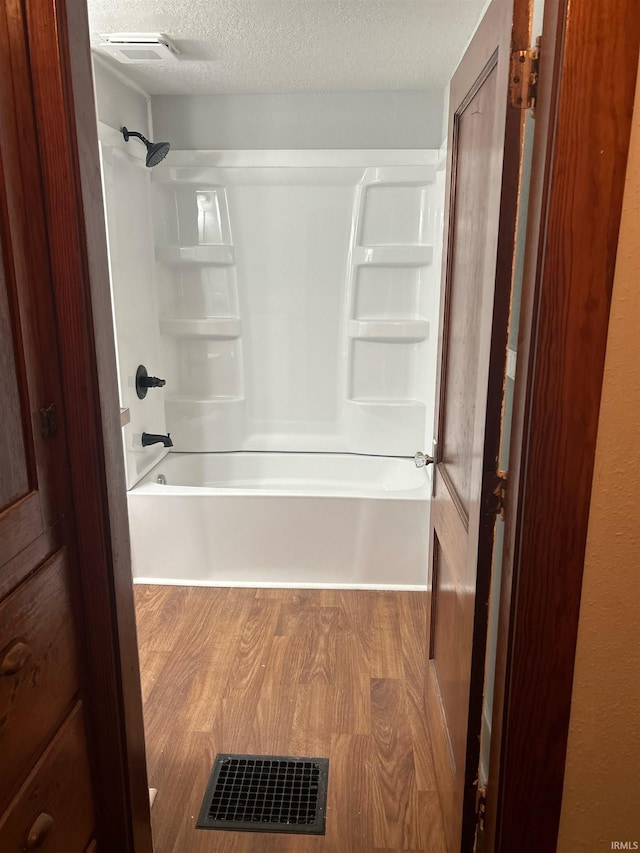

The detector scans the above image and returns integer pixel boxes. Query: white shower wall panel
[230,180,353,441]
[153,151,444,456]
[100,144,169,488]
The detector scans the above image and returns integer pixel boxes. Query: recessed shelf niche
[359,183,430,246]
[354,266,425,320]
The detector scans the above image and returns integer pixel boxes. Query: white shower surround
[153,149,443,458]
[101,144,445,587]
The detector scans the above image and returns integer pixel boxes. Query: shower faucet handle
[141,376,166,388]
[414,451,434,468]
[136,364,166,399]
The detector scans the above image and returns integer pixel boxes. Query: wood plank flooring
[134,585,447,853]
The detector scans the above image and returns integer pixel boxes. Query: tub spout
[142,432,173,448]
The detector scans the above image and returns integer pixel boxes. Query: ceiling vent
[97,33,179,64]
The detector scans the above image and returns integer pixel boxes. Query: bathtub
[127,452,430,588]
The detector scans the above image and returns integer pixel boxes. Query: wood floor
[134,585,447,853]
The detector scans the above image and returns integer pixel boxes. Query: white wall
[151,90,444,150]
[440,84,450,146]
[93,56,150,137]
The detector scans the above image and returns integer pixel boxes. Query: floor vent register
[197,754,329,835]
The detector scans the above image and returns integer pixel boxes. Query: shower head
[121,126,170,168]
[146,140,171,167]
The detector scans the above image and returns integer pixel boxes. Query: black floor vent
[196,754,329,835]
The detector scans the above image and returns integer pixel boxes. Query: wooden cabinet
[0,704,94,853]
[0,551,80,813]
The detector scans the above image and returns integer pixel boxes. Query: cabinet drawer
[0,703,94,852]
[0,549,80,812]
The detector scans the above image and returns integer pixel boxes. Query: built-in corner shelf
[159,318,242,339]
[348,319,428,343]
[353,246,433,267]
[156,245,235,267]
[344,177,436,449]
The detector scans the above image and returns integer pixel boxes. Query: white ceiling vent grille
[97,33,179,64]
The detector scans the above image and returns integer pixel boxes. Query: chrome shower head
[121,126,170,168]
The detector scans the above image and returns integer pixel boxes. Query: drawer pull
[0,639,32,676]
[26,812,54,848]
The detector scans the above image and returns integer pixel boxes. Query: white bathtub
[127,452,430,588]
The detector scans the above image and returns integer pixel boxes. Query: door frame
[486,1,640,851]
[21,0,639,851]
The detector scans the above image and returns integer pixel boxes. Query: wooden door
[0,0,152,853]
[0,1,151,850]
[0,10,63,597]
[426,0,531,850]
[0,2,99,849]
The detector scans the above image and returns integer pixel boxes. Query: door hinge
[476,788,487,833]
[39,403,58,440]
[493,469,508,518]
[509,40,540,114]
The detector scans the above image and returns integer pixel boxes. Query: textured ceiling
[87,0,487,96]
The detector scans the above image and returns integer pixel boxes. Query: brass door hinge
[509,40,540,114]
[493,469,508,518]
